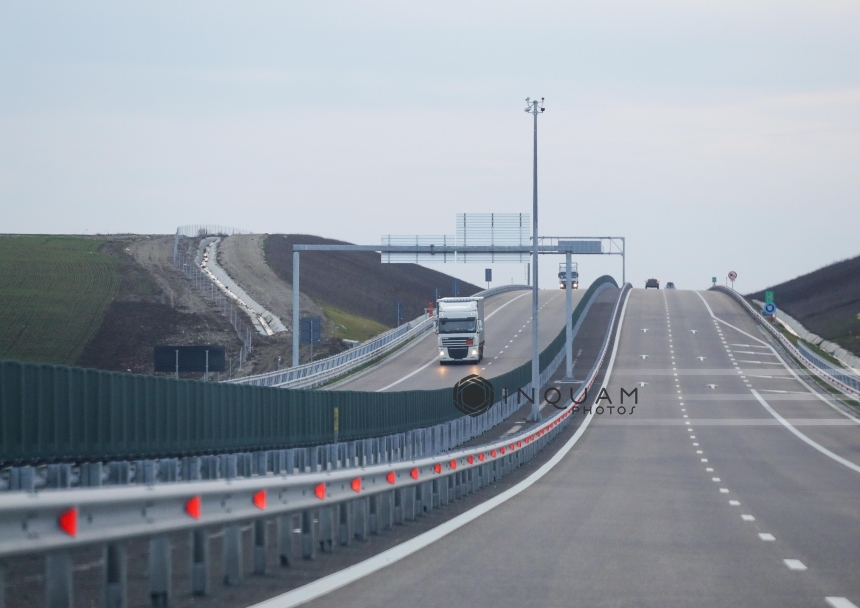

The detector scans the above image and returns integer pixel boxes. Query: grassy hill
[0,235,120,364]
[747,254,860,357]
[265,234,482,328]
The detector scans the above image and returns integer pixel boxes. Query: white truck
[436,297,485,363]
[558,262,579,290]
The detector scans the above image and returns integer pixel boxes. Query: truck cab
[436,297,485,363]
[558,262,579,290]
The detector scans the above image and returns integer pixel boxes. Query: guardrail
[796,342,860,394]
[711,286,860,401]
[232,285,530,389]
[0,278,617,489]
[230,313,433,389]
[0,284,631,607]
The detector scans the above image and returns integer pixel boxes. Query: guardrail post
[224,525,242,585]
[254,520,267,574]
[354,497,369,540]
[404,486,416,521]
[301,511,316,560]
[149,535,171,605]
[191,529,209,595]
[277,515,293,566]
[161,459,179,482]
[319,507,335,553]
[81,462,103,487]
[393,489,403,524]
[338,502,353,545]
[136,460,155,484]
[104,542,127,608]
[380,491,394,530]
[45,551,73,608]
[368,496,379,534]
[182,457,200,481]
[47,464,71,489]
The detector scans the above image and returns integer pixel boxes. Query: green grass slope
[0,236,120,364]
[747,253,860,357]
[265,234,482,328]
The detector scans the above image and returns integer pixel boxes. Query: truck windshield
[439,318,477,333]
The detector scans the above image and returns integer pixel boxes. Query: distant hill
[265,234,482,327]
[747,254,860,357]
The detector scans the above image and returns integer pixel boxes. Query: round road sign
[763,302,777,315]
[728,271,737,281]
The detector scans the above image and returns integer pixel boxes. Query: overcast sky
[1,1,858,292]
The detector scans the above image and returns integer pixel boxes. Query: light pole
[525,97,545,422]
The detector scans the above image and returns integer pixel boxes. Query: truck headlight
[440,350,445,357]
[471,349,477,355]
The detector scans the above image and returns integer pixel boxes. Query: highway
[331,288,581,392]
[289,289,860,608]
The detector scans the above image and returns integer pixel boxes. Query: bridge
[1,281,860,608]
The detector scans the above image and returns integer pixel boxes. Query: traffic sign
[712,277,717,284]
[765,291,774,304]
[728,271,737,281]
[763,302,777,315]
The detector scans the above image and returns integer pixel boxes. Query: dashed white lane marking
[741,514,755,521]
[701,458,708,462]
[719,488,729,493]
[783,559,807,571]
[711,477,721,481]
[826,597,859,608]
[759,533,776,541]
[729,500,740,506]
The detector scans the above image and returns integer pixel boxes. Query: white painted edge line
[826,598,859,608]
[751,389,860,475]
[248,288,632,608]
[376,291,532,392]
[694,291,860,424]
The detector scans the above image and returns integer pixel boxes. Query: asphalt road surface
[298,288,860,608]
[331,288,581,392]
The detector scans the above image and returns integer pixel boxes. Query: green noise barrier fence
[0,276,618,465]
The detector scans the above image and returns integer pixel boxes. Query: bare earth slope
[216,234,323,329]
[265,234,482,327]
[747,253,860,356]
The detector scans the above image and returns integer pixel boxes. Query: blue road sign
[485,268,492,283]
[763,302,777,315]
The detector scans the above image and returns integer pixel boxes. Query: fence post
[301,511,316,560]
[191,529,209,595]
[104,543,127,608]
[277,515,293,566]
[45,552,73,608]
[254,520,267,574]
[223,525,242,585]
[149,535,171,605]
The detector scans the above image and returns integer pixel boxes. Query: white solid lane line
[377,291,533,392]
[783,559,807,571]
[751,390,860,475]
[694,291,860,424]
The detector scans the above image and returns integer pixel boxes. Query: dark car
[666,282,676,289]
[645,278,660,289]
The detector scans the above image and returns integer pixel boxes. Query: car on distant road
[645,278,660,289]
[666,282,676,289]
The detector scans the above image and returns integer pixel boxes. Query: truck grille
[442,338,471,346]
[447,347,468,359]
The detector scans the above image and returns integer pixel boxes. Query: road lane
[332,288,578,392]
[297,288,860,608]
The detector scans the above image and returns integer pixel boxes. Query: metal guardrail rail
[711,286,860,401]
[0,284,632,608]
[231,285,531,389]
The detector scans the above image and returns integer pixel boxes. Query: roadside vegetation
[0,235,120,364]
[320,303,391,342]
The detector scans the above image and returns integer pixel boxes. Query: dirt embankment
[265,234,482,328]
[77,237,244,376]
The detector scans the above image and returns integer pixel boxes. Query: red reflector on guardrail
[387,472,396,484]
[467,456,474,464]
[58,507,77,537]
[449,460,457,470]
[517,441,522,448]
[351,478,361,493]
[434,463,442,474]
[490,450,497,457]
[185,496,201,519]
[411,468,419,479]
[530,434,535,441]
[314,484,326,500]
[509,444,515,451]
[253,490,267,510]
[500,447,506,454]
[478,453,485,461]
